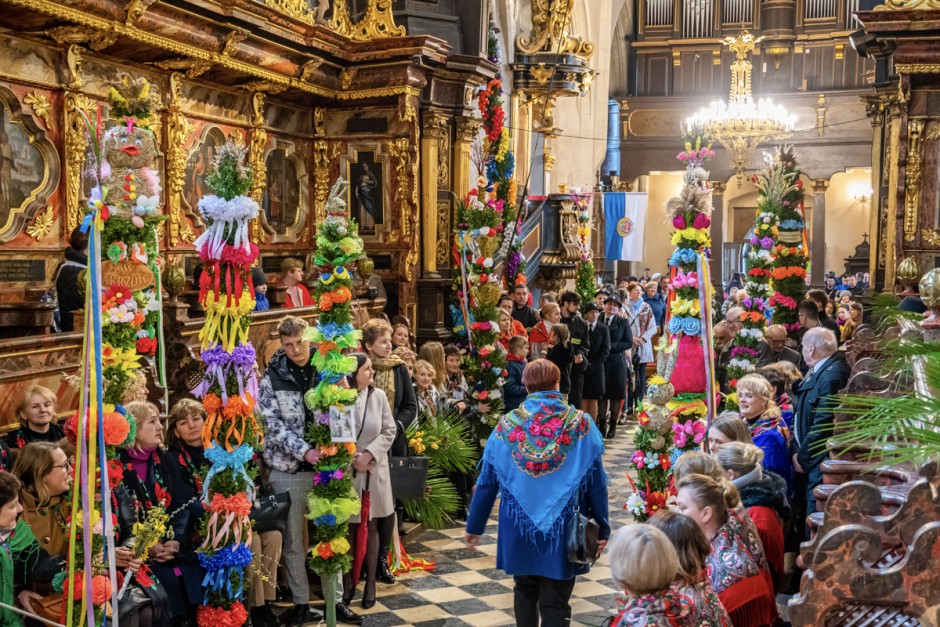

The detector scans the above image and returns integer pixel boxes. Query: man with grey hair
[791,327,851,526]
[724,306,745,332]
[757,324,800,367]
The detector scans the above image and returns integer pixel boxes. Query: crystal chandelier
[686,31,794,186]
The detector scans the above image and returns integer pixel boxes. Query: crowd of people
[3,263,867,627]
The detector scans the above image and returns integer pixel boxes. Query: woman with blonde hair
[417,341,448,392]
[649,510,731,626]
[528,302,560,359]
[391,346,416,377]
[734,374,792,491]
[716,442,790,590]
[413,359,444,418]
[607,524,693,626]
[5,385,64,450]
[676,474,777,626]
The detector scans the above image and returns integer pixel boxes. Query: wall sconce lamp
[850,183,873,204]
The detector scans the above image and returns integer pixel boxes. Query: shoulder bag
[250,484,291,534]
[388,419,428,500]
[566,505,600,565]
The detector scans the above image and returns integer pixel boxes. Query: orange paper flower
[318,341,337,355]
[203,393,222,413]
[316,542,334,559]
[344,442,357,455]
[207,493,252,517]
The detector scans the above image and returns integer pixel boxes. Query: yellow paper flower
[670,297,700,317]
[671,228,710,246]
[331,537,351,555]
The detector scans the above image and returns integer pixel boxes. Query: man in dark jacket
[791,327,851,529]
[600,295,632,438]
[757,324,801,367]
[511,283,539,330]
[504,335,529,411]
[580,302,611,420]
[259,316,362,625]
[55,226,89,332]
[559,290,590,407]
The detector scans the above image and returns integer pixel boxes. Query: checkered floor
[341,425,637,627]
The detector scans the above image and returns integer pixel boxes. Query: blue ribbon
[201,442,255,502]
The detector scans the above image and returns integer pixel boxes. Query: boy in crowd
[281,257,313,307]
[504,336,529,411]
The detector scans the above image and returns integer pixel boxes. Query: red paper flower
[316,542,334,559]
[136,336,157,356]
[91,575,112,605]
[103,283,132,309]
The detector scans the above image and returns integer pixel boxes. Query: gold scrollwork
[436,201,450,266]
[66,44,83,90]
[895,63,940,74]
[530,64,554,85]
[876,0,940,10]
[24,93,52,129]
[166,73,196,247]
[64,92,92,235]
[299,58,323,83]
[125,0,157,26]
[26,206,54,240]
[399,89,419,125]
[332,0,405,42]
[515,0,594,60]
[265,0,315,23]
[904,120,924,243]
[49,25,118,51]
[544,152,557,172]
[153,58,213,78]
[313,139,330,224]
[339,68,357,90]
[249,93,268,244]
[438,133,450,189]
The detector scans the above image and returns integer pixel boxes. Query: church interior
[0,0,939,625]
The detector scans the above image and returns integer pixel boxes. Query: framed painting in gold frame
[341,143,390,241]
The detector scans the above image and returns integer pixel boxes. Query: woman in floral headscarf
[465,359,610,627]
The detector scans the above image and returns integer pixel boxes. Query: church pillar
[811,179,829,287]
[421,113,448,277]
[865,98,885,288]
[454,117,481,197]
[710,181,726,289]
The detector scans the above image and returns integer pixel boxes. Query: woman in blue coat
[735,374,793,494]
[465,359,610,627]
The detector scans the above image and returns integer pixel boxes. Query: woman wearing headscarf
[465,359,610,627]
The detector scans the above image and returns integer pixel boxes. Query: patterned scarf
[371,354,403,408]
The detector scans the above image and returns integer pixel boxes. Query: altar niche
[346,148,387,237]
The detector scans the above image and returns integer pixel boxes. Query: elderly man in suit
[757,324,800,367]
[791,327,852,527]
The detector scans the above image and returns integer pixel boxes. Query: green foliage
[576,260,596,310]
[407,412,478,475]
[100,213,165,266]
[205,142,253,200]
[401,470,462,529]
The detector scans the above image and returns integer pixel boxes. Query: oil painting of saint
[349,152,382,235]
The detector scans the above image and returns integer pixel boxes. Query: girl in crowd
[443,344,470,415]
[120,400,202,622]
[391,346,416,377]
[649,510,731,626]
[465,360,609,627]
[362,319,417,583]
[414,359,444,419]
[0,472,64,626]
[528,302,560,359]
[734,374,792,491]
[607,524,691,626]
[5,385,65,450]
[545,323,573,402]
[497,311,515,350]
[343,354,397,609]
[391,323,414,351]
[417,342,448,394]
[716,442,790,591]
[706,412,753,453]
[675,475,778,626]
[625,282,656,417]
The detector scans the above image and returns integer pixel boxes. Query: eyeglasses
[51,462,71,471]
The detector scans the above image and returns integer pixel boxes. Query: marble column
[710,181,726,289]
[811,179,829,287]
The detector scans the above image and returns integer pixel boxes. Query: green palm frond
[400,469,462,529]
[407,410,479,474]
[867,292,922,331]
[829,329,940,465]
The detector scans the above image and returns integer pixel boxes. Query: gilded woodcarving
[249,93,268,244]
[876,0,940,10]
[332,0,405,42]
[313,139,330,224]
[26,207,54,240]
[436,201,450,266]
[64,92,91,234]
[166,73,196,247]
[24,93,52,129]
[516,0,594,60]
[904,119,924,243]
[265,0,315,23]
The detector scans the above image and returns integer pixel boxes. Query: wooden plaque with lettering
[101,260,155,291]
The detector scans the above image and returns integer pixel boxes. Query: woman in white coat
[343,353,397,609]
[625,281,657,415]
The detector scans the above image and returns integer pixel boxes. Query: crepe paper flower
[196,603,248,627]
[136,336,158,355]
[104,283,133,308]
[692,213,711,229]
[103,410,131,446]
[316,542,335,560]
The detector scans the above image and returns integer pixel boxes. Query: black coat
[791,352,852,473]
[818,313,843,346]
[604,315,633,401]
[55,247,87,332]
[387,362,418,456]
[546,343,573,395]
[512,303,540,330]
[582,321,611,400]
[561,313,591,406]
[738,470,791,523]
[757,342,800,368]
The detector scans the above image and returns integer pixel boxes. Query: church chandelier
[686,31,795,186]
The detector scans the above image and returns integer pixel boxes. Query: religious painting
[183,126,226,222]
[348,150,383,235]
[261,144,308,240]
[0,88,56,241]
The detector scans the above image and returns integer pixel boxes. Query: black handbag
[250,487,291,534]
[388,427,429,500]
[566,506,600,565]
